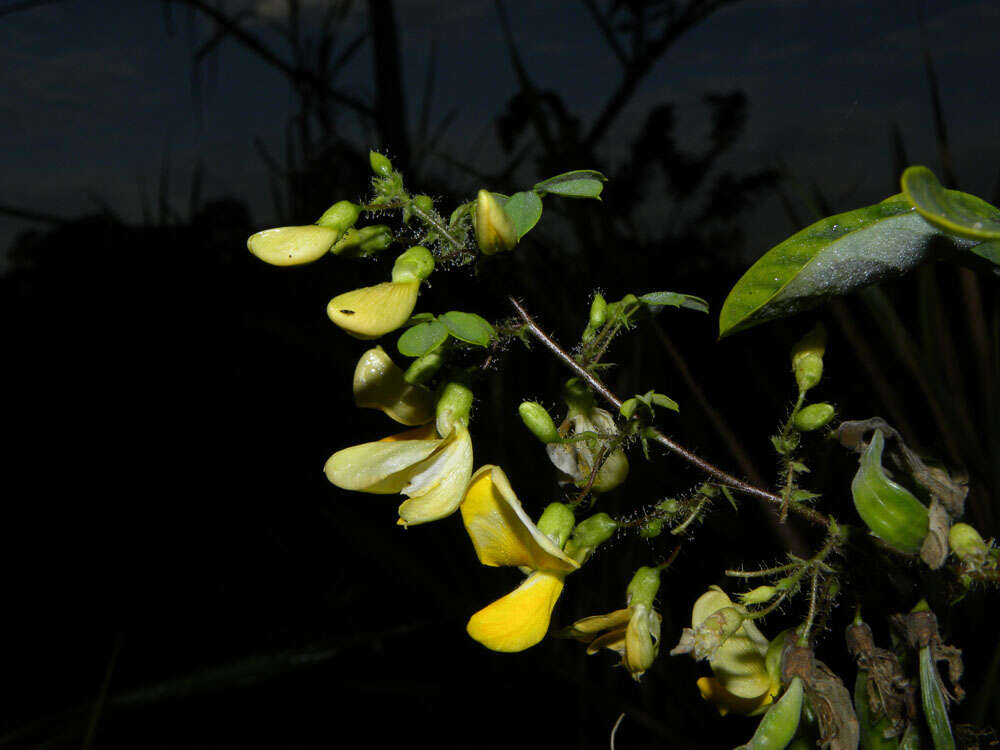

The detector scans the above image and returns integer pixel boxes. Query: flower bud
[740,586,778,606]
[369,150,394,177]
[639,518,664,539]
[436,380,474,433]
[570,512,618,549]
[473,189,517,254]
[793,403,835,432]
[391,246,435,283]
[627,566,661,608]
[412,194,434,215]
[536,502,575,548]
[518,401,561,444]
[315,200,361,232]
[331,225,393,257]
[247,225,338,266]
[403,349,444,385]
[791,324,826,393]
[949,522,989,564]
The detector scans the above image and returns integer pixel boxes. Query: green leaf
[397,320,449,357]
[651,393,680,412]
[402,312,436,328]
[500,191,544,240]
[438,311,495,347]
[901,165,1000,241]
[640,291,709,314]
[718,196,975,337]
[964,238,1000,269]
[533,170,607,199]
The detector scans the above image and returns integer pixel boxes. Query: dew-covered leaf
[533,170,607,199]
[397,320,449,357]
[901,165,1000,241]
[439,311,495,347]
[718,196,975,338]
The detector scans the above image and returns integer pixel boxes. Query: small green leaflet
[533,170,607,199]
[901,165,1000,241]
[639,291,709,314]
[500,191,544,240]
[718,195,976,338]
[439,311,495,347]
[397,320,448,357]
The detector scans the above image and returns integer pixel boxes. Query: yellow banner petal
[466,571,566,652]
[324,436,440,494]
[327,281,419,339]
[353,347,434,426]
[460,465,578,572]
[396,425,474,526]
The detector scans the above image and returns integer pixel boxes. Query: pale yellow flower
[247,225,340,266]
[564,603,662,681]
[352,347,434,426]
[461,465,579,652]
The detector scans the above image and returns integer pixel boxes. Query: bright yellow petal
[327,281,419,339]
[353,347,434,426]
[460,465,578,572]
[467,571,566,652]
[696,677,772,716]
[396,424,474,526]
[247,225,338,266]
[324,434,440,494]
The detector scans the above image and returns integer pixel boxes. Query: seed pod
[851,430,929,554]
[737,676,804,750]
[854,671,900,750]
[919,645,955,750]
[793,403,835,432]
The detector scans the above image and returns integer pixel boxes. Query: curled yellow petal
[467,571,566,652]
[353,347,434,426]
[324,432,440,494]
[696,677,773,716]
[460,465,578,572]
[396,424,474,526]
[327,281,419,339]
[565,608,633,640]
[247,225,339,266]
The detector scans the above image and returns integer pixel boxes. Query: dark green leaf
[533,170,607,199]
[651,393,679,412]
[718,196,975,337]
[397,320,449,357]
[901,165,1000,240]
[640,291,709,314]
[966,239,1000,269]
[439,311,495,347]
[500,191,543,240]
[402,312,436,328]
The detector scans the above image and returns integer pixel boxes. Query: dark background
[3,1,999,747]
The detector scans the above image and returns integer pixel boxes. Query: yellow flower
[461,465,580,652]
[323,410,473,527]
[688,587,779,716]
[564,604,662,681]
[327,281,420,340]
[352,347,434,426]
[247,225,340,266]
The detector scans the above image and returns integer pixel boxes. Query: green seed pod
[639,518,665,539]
[626,566,661,608]
[369,150,394,177]
[919,645,955,750]
[949,522,989,564]
[536,502,575,548]
[518,401,561,444]
[403,349,444,385]
[315,200,361,232]
[791,325,827,393]
[793,403,835,432]
[851,430,929,554]
[391,246,435,283]
[473,189,517,254]
[855,670,900,750]
[737,676,803,750]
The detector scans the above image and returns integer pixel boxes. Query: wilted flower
[461,465,579,652]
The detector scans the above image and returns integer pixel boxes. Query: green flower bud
[571,512,618,548]
[740,586,778,606]
[791,324,826,393]
[391,246,435,283]
[332,225,394,257]
[369,150,394,177]
[793,403,835,432]
[949,522,989,564]
[315,200,361,232]
[518,401,560,444]
[403,349,444,385]
[435,380,474,433]
[537,502,575,548]
[412,194,434,215]
[658,498,680,515]
[473,189,517,254]
[639,518,665,539]
[589,293,608,328]
[627,566,661,608]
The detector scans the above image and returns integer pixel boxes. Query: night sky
[3,1,1000,748]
